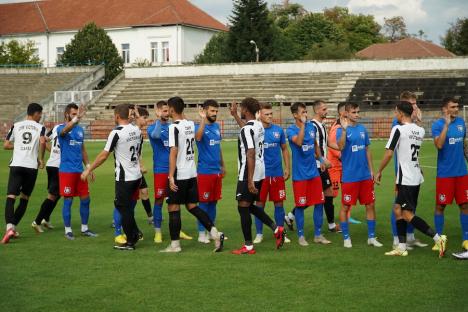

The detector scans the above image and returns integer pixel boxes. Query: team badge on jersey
[279,190,286,199]
[64,187,71,195]
[360,132,365,139]
[203,192,210,200]
[458,125,463,133]
[439,194,446,203]
[309,131,315,138]
[299,196,306,205]
[344,194,352,203]
[273,131,280,139]
[157,188,165,196]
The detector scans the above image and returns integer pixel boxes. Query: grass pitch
[0,140,466,312]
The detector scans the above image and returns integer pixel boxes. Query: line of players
[2,94,468,258]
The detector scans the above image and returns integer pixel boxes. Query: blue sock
[313,204,324,237]
[79,197,90,226]
[461,213,468,241]
[340,221,350,240]
[367,219,376,238]
[295,207,305,237]
[434,214,444,235]
[62,198,73,228]
[153,203,162,229]
[390,208,397,237]
[113,207,122,236]
[254,206,264,235]
[274,205,285,227]
[198,202,210,232]
[208,202,217,223]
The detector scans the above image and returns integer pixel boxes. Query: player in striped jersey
[82,104,143,250]
[2,103,46,244]
[32,123,62,233]
[375,101,447,257]
[231,97,285,255]
[161,97,224,253]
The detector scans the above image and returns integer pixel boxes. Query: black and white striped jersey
[386,123,425,186]
[104,123,143,182]
[46,124,61,168]
[311,119,327,168]
[6,120,45,169]
[169,119,197,180]
[237,120,265,182]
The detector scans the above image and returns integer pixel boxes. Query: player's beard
[207,115,216,123]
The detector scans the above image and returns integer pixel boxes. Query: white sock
[433,233,440,242]
[245,244,254,250]
[171,240,180,248]
[393,236,399,245]
[288,212,295,220]
[199,231,206,238]
[398,243,407,251]
[256,234,263,238]
[6,223,14,231]
[155,228,161,233]
[210,227,219,238]
[81,224,88,232]
[65,227,72,234]
[407,233,415,241]
[328,223,336,230]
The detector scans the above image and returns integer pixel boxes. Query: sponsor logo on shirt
[264,142,278,149]
[302,144,314,152]
[69,140,82,146]
[449,137,463,145]
[209,139,221,146]
[351,145,365,152]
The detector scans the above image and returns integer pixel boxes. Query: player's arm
[60,105,86,136]
[246,147,257,193]
[3,125,14,150]
[38,127,46,169]
[464,137,468,163]
[81,150,110,181]
[281,143,290,180]
[375,150,393,185]
[168,125,179,191]
[230,101,245,128]
[291,121,305,147]
[327,126,340,150]
[433,113,450,149]
[220,148,226,178]
[195,108,206,141]
[149,120,162,139]
[81,143,94,181]
[366,146,375,180]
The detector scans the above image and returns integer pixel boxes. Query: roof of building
[356,37,455,59]
[0,0,227,36]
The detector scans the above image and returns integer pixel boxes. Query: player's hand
[198,107,206,120]
[300,116,307,124]
[78,103,87,119]
[155,107,161,119]
[248,180,258,194]
[412,107,422,123]
[169,176,178,192]
[283,168,290,181]
[81,169,90,182]
[140,165,147,174]
[229,101,238,117]
[38,159,45,169]
[340,116,348,130]
[89,171,96,183]
[320,163,326,172]
[374,171,381,185]
[220,166,226,178]
[443,111,451,125]
[323,159,332,169]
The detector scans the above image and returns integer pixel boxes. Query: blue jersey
[432,117,467,178]
[392,117,399,175]
[336,124,371,183]
[263,124,285,177]
[57,124,84,173]
[287,122,319,181]
[195,122,222,174]
[147,121,170,173]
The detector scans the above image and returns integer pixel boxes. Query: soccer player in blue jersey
[287,102,330,246]
[57,103,97,240]
[147,100,192,243]
[432,97,468,255]
[336,102,382,248]
[195,99,225,243]
[253,103,291,244]
[389,91,427,249]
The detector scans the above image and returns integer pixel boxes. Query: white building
[0,0,227,67]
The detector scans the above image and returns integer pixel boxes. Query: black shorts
[395,184,420,211]
[46,166,60,196]
[236,180,263,203]
[139,175,148,189]
[115,179,141,209]
[7,166,38,196]
[320,169,332,191]
[167,177,198,205]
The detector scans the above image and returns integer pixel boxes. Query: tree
[0,40,42,65]
[194,32,230,64]
[60,22,123,85]
[442,18,468,55]
[226,0,278,62]
[270,2,307,29]
[382,16,408,42]
[304,40,353,60]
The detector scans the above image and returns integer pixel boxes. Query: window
[162,41,169,63]
[151,42,158,63]
[121,43,130,64]
[56,47,64,63]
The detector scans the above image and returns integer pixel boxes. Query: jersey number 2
[410,144,420,161]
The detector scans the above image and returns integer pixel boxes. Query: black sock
[35,198,54,224]
[324,196,335,224]
[44,197,60,222]
[13,198,28,225]
[189,206,213,231]
[5,197,15,224]
[396,219,407,244]
[249,204,276,231]
[238,206,252,245]
[141,199,152,217]
[410,215,436,238]
[168,211,181,241]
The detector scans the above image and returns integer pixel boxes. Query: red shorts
[154,173,168,199]
[436,175,468,205]
[59,172,89,197]
[258,176,286,203]
[341,179,375,206]
[292,177,324,207]
[328,167,342,198]
[197,173,223,202]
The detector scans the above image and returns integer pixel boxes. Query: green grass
[0,140,466,312]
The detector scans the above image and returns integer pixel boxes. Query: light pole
[249,40,259,63]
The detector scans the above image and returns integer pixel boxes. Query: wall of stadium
[1,25,219,67]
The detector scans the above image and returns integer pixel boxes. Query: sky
[0,0,466,44]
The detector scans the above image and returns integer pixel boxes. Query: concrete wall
[125,57,468,78]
